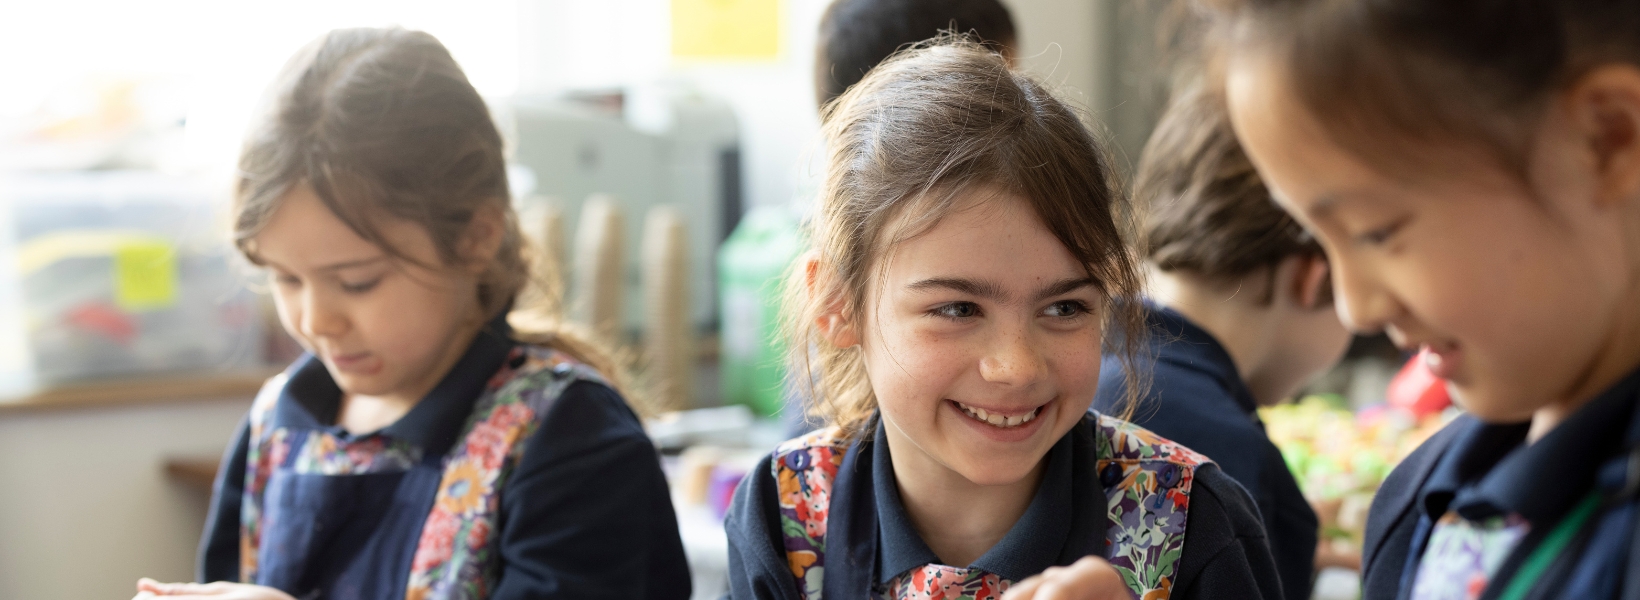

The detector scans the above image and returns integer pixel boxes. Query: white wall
[1006,0,1105,118]
[0,398,250,600]
[1011,0,1172,173]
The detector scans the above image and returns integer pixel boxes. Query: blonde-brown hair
[232,28,636,409]
[1138,82,1329,304]
[787,37,1147,437]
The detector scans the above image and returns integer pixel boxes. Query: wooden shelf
[164,457,222,491]
[0,369,279,414]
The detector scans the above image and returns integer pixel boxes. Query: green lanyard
[1494,492,1604,600]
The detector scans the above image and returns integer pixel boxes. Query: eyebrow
[1033,277,1099,302]
[258,255,388,274]
[907,277,1009,301]
[905,276,1098,303]
[316,256,389,272]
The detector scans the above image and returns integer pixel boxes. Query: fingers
[132,581,232,596]
[1003,573,1042,599]
[1003,557,1129,600]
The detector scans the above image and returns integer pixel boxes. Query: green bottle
[717,206,804,417]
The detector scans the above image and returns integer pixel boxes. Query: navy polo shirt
[873,421,1078,584]
[725,413,1285,600]
[1383,367,1640,600]
[1093,302,1317,600]
[270,320,514,467]
[198,320,691,599]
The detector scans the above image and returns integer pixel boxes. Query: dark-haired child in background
[1092,82,1353,600]
[814,0,1016,109]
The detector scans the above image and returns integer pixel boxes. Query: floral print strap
[773,416,1209,600]
[875,565,1009,600]
[772,427,850,600]
[1093,412,1211,600]
[406,346,606,600]
[239,346,607,600]
[239,373,289,582]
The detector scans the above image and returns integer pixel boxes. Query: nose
[978,324,1045,387]
[1331,260,1397,335]
[297,287,349,341]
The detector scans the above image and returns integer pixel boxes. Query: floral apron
[773,412,1211,600]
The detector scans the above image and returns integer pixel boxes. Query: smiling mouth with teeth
[952,400,1043,428]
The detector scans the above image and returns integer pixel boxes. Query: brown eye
[931,302,981,320]
[1043,300,1088,318]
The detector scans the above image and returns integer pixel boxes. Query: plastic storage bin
[0,171,265,398]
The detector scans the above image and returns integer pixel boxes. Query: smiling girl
[132,28,689,600]
[724,39,1282,600]
[1200,1,1640,599]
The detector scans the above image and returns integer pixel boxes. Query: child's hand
[134,578,296,600]
[1002,557,1130,600]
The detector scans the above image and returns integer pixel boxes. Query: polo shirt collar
[268,312,518,459]
[872,419,1075,584]
[1144,300,1258,416]
[1419,367,1640,524]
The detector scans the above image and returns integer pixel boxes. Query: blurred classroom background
[0,1,1434,598]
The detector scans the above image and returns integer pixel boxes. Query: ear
[1563,65,1640,206]
[802,250,860,349]
[1289,254,1331,311]
[460,203,508,274]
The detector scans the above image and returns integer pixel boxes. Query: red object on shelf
[1387,348,1451,418]
[65,302,136,345]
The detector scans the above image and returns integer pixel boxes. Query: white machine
[509,83,741,333]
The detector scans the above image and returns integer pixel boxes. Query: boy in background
[814,0,1016,108]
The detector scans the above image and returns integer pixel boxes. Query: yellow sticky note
[672,0,780,59]
[114,241,177,311]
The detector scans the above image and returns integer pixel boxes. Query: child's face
[252,184,487,405]
[854,189,1105,486]
[1226,56,1640,422]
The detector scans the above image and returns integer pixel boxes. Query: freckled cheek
[867,323,974,409]
[1049,340,1103,407]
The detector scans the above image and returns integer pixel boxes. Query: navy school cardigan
[1361,366,1640,600]
[197,320,691,599]
[724,414,1284,599]
[1093,302,1319,600]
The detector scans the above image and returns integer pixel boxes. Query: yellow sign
[672,0,780,59]
[114,241,178,311]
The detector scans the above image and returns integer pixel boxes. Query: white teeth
[954,400,1041,429]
